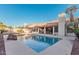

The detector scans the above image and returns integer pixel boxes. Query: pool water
[23,35,61,53]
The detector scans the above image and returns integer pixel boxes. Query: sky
[0,4,79,26]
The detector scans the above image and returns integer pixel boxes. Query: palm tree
[66,6,78,22]
[66,5,79,39]
[66,6,78,31]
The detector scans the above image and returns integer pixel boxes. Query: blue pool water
[23,35,61,53]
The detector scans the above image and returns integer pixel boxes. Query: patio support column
[38,28,40,33]
[58,13,66,37]
[44,27,46,34]
[53,26,55,35]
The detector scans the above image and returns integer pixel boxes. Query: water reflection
[32,35,61,45]
[23,35,61,53]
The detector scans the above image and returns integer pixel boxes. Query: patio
[3,34,75,55]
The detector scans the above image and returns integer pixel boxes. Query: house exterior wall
[58,13,66,36]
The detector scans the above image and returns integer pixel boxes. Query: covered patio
[31,22,58,35]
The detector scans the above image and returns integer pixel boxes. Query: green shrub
[74,28,79,33]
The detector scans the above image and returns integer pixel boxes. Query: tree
[66,6,78,22]
[66,6,78,31]
[66,6,79,39]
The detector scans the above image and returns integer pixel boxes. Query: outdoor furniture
[7,34,17,40]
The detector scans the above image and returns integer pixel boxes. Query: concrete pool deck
[3,34,75,55]
[4,35,36,55]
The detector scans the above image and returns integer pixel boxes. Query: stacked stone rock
[0,34,6,55]
[71,39,79,55]
[7,34,17,40]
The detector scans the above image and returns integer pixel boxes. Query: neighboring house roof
[24,18,79,28]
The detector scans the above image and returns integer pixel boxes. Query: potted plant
[74,28,79,39]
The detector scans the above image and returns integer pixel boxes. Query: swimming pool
[23,35,61,53]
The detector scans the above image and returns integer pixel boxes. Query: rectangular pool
[23,35,61,53]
